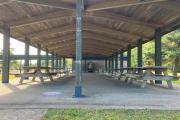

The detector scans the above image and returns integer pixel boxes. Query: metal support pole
[37,44,41,67]
[75,0,83,97]
[115,52,118,72]
[155,28,162,84]
[24,37,30,79]
[111,55,114,74]
[51,53,54,70]
[137,38,143,73]
[2,26,10,83]
[105,58,107,72]
[24,37,30,67]
[120,51,124,73]
[45,49,49,67]
[56,54,58,69]
[84,59,87,72]
[63,57,66,70]
[108,58,111,73]
[127,45,131,73]
[59,57,62,69]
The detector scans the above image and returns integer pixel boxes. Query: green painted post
[51,53,54,70]
[111,55,114,74]
[24,37,30,79]
[56,54,58,70]
[105,58,107,72]
[108,57,111,73]
[59,57,62,70]
[137,38,143,73]
[75,0,83,97]
[84,59,87,72]
[155,28,162,84]
[120,51,124,73]
[37,44,41,67]
[63,57,66,70]
[127,45,131,73]
[115,52,118,72]
[2,26,10,83]
[45,49,49,67]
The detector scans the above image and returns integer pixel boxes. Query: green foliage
[41,109,180,120]
[131,30,180,71]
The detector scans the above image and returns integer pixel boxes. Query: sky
[0,33,45,55]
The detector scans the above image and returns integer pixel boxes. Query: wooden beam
[55,46,114,56]
[19,23,140,40]
[86,0,169,11]
[154,1,180,13]
[10,10,74,28]
[47,38,124,50]
[16,0,75,10]
[161,16,180,34]
[0,0,14,6]
[48,40,120,51]
[40,32,129,47]
[87,11,161,29]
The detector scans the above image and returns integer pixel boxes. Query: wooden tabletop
[115,66,172,71]
[23,66,51,69]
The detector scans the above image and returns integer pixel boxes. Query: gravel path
[0,109,47,120]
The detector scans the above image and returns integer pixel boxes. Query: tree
[163,30,180,75]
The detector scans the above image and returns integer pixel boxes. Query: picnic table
[115,66,179,88]
[19,66,54,84]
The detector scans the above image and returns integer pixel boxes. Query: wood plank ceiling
[0,0,179,58]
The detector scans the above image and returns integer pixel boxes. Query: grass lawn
[41,109,180,120]
[0,74,16,81]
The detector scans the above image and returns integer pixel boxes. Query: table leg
[19,76,24,84]
[46,69,53,81]
[141,80,147,88]
[163,70,173,89]
[144,70,154,85]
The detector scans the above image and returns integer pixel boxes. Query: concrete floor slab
[0,73,180,109]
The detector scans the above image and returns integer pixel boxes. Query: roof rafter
[17,23,146,40]
[49,40,120,52]
[10,10,74,28]
[16,0,75,10]
[39,32,130,47]
[86,0,169,11]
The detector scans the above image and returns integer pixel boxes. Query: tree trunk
[173,56,179,76]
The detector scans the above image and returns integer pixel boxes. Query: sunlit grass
[0,74,16,80]
[41,109,180,120]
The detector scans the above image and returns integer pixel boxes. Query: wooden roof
[0,0,179,58]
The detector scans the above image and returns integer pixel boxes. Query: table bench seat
[21,73,52,77]
[142,75,179,81]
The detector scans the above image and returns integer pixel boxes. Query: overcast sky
[0,33,45,55]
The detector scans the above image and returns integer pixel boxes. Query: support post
[115,52,118,72]
[111,55,114,74]
[155,28,162,84]
[51,53,54,70]
[56,54,58,69]
[137,38,143,73]
[37,44,41,67]
[24,37,30,79]
[84,59,87,72]
[2,26,10,83]
[120,51,124,73]
[105,58,107,72]
[127,45,131,72]
[63,57,66,70]
[59,57,62,70]
[24,37,30,67]
[108,57,111,73]
[75,0,83,97]
[45,49,49,67]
